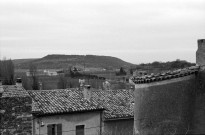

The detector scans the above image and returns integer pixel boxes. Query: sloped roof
[2,85,30,98]
[28,89,104,115]
[92,90,134,119]
[29,89,134,119]
[130,66,199,84]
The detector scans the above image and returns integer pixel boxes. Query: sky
[0,0,204,64]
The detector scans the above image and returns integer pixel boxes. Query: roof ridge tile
[131,66,199,84]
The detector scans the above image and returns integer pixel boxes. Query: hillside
[14,54,135,69]
[13,58,38,65]
[131,60,195,74]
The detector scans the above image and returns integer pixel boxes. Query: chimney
[196,39,205,67]
[83,85,92,100]
[16,78,22,88]
[79,79,85,90]
[103,80,111,90]
[39,82,42,90]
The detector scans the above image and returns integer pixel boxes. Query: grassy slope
[13,58,38,65]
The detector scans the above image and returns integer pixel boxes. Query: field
[15,69,130,90]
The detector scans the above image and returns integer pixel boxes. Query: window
[47,124,62,135]
[76,125,85,135]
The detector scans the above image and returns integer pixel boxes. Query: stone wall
[134,75,197,135]
[196,39,205,66]
[1,97,32,135]
[192,70,205,134]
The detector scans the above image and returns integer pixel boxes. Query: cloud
[0,37,29,41]
[0,0,204,63]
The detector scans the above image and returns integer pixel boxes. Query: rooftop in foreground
[2,85,30,98]
[29,89,134,119]
[130,65,199,84]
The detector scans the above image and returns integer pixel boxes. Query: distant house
[0,79,32,135]
[133,70,147,77]
[44,70,58,76]
[26,70,58,77]
[26,71,32,76]
[29,86,134,135]
[26,70,45,77]
[102,80,111,90]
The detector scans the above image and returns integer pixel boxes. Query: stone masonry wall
[134,75,197,135]
[196,39,205,66]
[1,97,32,135]
[192,70,205,134]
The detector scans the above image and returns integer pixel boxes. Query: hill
[14,54,135,69]
[13,58,38,65]
[131,60,195,74]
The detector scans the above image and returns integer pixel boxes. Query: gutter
[104,116,134,121]
[32,109,105,117]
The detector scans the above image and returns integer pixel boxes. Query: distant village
[0,39,205,135]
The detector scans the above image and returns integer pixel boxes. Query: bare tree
[57,75,67,89]
[29,63,39,90]
[0,59,15,85]
[21,75,32,90]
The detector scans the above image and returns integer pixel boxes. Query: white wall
[33,111,102,135]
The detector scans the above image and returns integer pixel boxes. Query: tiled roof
[2,85,30,98]
[130,66,199,84]
[29,89,134,119]
[28,89,104,115]
[92,89,134,119]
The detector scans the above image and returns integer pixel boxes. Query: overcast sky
[0,0,204,64]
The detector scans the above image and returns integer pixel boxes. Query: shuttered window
[57,124,62,135]
[47,124,62,135]
[47,125,53,135]
[76,125,85,135]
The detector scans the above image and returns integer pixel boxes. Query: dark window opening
[51,124,55,135]
[76,125,85,135]
[47,124,62,135]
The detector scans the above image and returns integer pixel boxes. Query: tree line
[130,59,195,74]
[0,60,105,90]
[0,59,15,85]
[0,59,39,90]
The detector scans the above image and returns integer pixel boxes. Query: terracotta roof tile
[28,89,104,115]
[29,89,134,119]
[130,66,199,84]
[2,85,30,98]
[92,89,134,119]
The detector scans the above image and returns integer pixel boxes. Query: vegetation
[131,59,195,74]
[69,67,106,80]
[0,59,15,85]
[29,63,39,90]
[57,75,68,89]
[13,57,195,90]
[13,54,134,69]
[116,67,127,76]
[21,75,31,90]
